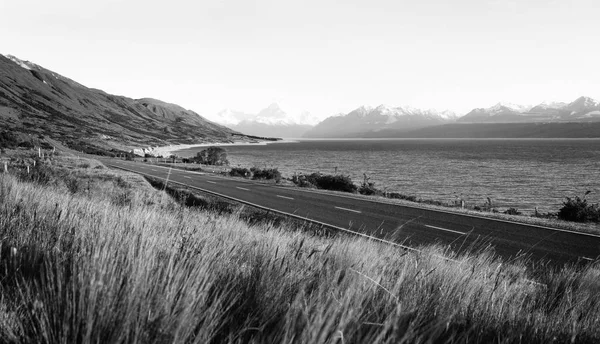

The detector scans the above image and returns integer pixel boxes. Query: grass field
[0,150,599,343]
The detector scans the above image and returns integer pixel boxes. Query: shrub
[230,167,251,178]
[504,207,522,215]
[17,140,35,149]
[558,193,600,223]
[250,167,281,182]
[192,147,228,165]
[297,173,357,193]
[358,174,382,195]
[0,130,20,148]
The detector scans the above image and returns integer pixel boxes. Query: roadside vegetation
[558,192,600,223]
[122,145,600,235]
[134,147,600,230]
[0,149,600,343]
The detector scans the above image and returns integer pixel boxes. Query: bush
[229,167,251,178]
[358,174,382,195]
[250,167,281,182]
[192,147,228,166]
[0,130,20,149]
[504,207,522,215]
[17,140,35,149]
[558,194,600,223]
[295,173,357,193]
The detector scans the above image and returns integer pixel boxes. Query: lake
[174,139,600,214]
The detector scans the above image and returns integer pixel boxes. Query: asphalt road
[102,159,600,267]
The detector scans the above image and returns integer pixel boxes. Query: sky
[2,0,599,122]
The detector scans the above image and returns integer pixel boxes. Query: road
[102,158,600,267]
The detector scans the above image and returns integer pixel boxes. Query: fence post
[27,165,30,174]
[3,162,7,173]
[38,147,41,158]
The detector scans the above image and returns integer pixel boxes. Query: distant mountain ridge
[0,54,252,153]
[304,96,600,138]
[458,96,600,123]
[216,103,319,138]
[304,104,458,138]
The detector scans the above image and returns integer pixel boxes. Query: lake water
[175,139,600,214]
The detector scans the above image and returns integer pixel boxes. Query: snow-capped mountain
[458,96,600,123]
[214,103,320,138]
[304,104,458,138]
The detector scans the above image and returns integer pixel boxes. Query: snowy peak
[568,96,599,109]
[485,102,532,115]
[348,105,374,117]
[536,100,567,109]
[255,103,288,122]
[459,96,600,123]
[215,108,252,126]
[369,104,457,120]
[214,103,319,126]
[304,103,456,138]
[214,103,318,138]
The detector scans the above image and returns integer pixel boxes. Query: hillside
[0,54,248,154]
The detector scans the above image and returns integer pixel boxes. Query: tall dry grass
[0,154,599,343]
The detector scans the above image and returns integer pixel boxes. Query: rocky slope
[0,54,246,154]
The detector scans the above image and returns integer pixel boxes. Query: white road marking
[276,195,294,200]
[206,181,217,184]
[424,224,466,235]
[236,187,250,191]
[334,206,362,214]
[184,176,192,179]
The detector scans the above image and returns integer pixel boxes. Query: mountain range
[212,96,600,139]
[303,105,458,138]
[458,97,600,123]
[0,54,254,154]
[301,97,600,138]
[2,53,600,145]
[216,103,320,138]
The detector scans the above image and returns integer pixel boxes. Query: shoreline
[137,139,298,157]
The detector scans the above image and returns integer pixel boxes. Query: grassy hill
[0,149,599,343]
[0,55,254,154]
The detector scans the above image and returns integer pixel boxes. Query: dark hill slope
[0,54,243,152]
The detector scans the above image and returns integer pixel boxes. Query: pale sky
[2,0,599,121]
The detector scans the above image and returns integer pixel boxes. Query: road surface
[102,159,600,267]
